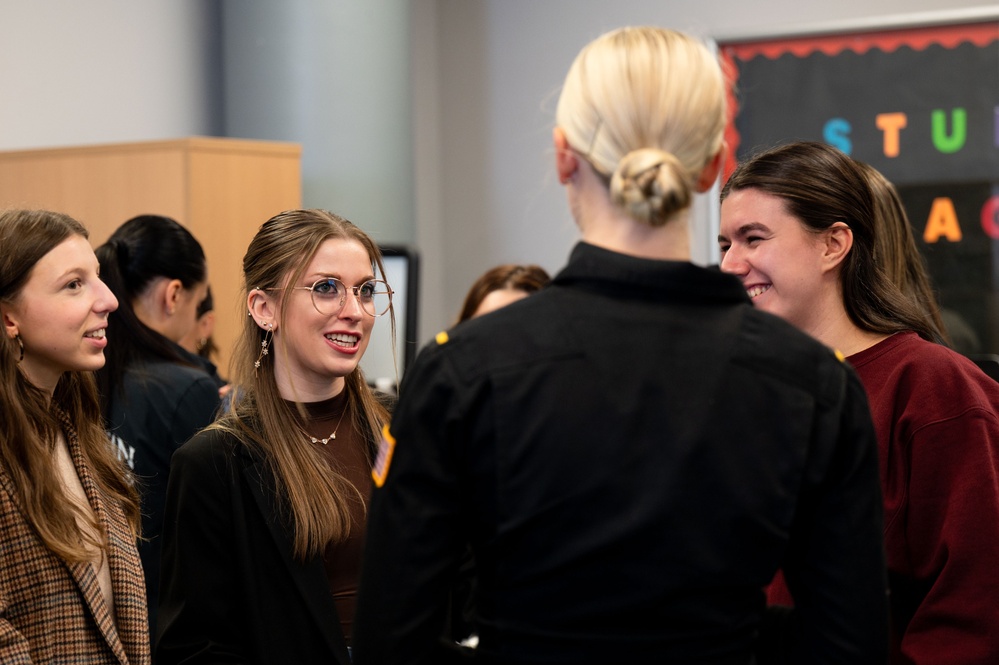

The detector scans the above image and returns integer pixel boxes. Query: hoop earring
[15,334,23,364]
[254,323,272,373]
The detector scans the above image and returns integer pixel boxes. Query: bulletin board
[718,11,999,354]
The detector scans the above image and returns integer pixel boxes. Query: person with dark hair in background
[157,209,395,664]
[95,214,222,637]
[354,27,888,665]
[178,285,227,391]
[0,209,149,663]
[719,141,999,663]
[456,264,551,323]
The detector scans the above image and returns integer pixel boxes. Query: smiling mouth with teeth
[326,333,359,347]
[84,329,106,339]
[746,285,771,298]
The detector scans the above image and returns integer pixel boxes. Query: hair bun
[610,149,691,227]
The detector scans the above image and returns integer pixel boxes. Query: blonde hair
[216,209,393,559]
[555,26,725,226]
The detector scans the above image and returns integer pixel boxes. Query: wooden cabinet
[0,137,302,375]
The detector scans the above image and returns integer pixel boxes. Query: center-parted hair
[217,209,394,559]
[721,141,941,342]
[555,26,726,227]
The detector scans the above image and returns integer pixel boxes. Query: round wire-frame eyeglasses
[290,277,394,317]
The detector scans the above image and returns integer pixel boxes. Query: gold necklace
[309,406,347,445]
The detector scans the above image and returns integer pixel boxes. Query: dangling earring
[254,323,272,373]
[14,334,23,364]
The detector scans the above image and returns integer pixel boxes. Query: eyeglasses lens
[311,278,392,317]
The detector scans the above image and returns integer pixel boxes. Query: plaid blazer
[0,408,150,664]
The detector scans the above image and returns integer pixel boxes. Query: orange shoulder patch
[372,424,397,488]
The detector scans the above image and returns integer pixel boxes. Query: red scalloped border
[718,21,999,179]
[720,21,998,61]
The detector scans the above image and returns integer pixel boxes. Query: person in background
[157,209,395,664]
[95,214,222,637]
[178,285,228,392]
[719,140,999,664]
[354,27,887,665]
[456,264,551,322]
[0,209,149,663]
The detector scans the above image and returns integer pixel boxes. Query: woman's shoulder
[863,332,991,379]
[734,304,855,392]
[126,359,219,393]
[174,425,249,468]
[855,332,999,412]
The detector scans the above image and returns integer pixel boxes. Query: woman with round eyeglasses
[156,209,395,665]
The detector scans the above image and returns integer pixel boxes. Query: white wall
[0,1,221,150]
[2,0,996,355]
[413,0,999,341]
[220,0,414,247]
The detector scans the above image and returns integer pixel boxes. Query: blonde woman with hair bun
[355,26,887,664]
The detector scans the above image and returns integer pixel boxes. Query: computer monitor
[359,245,420,392]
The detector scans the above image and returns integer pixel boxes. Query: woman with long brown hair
[156,209,394,664]
[719,141,999,663]
[0,209,148,663]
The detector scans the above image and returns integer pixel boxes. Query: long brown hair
[857,162,949,345]
[0,209,141,562]
[720,142,940,342]
[213,209,393,559]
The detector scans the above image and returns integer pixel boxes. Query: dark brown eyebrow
[718,221,770,243]
[310,273,377,286]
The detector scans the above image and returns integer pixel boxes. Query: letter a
[923,197,962,243]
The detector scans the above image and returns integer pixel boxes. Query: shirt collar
[552,242,751,305]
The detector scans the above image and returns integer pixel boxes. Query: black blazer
[155,428,351,665]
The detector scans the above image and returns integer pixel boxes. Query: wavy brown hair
[720,142,941,343]
[0,209,141,562]
[214,209,393,559]
[457,264,551,323]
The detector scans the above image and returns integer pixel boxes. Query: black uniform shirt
[354,242,888,665]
